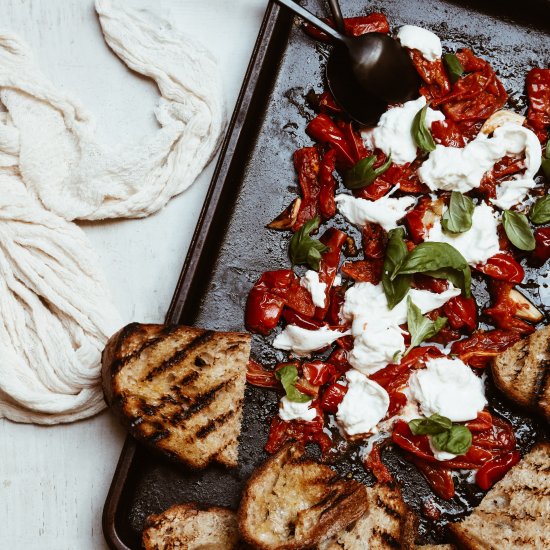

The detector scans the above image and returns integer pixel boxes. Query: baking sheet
[103,1,550,548]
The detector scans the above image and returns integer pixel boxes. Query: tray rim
[101,2,284,548]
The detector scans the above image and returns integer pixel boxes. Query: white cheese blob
[426,202,500,265]
[491,178,538,210]
[333,274,343,286]
[349,324,406,374]
[397,25,443,61]
[429,438,457,461]
[336,370,390,436]
[336,193,416,232]
[408,356,487,422]
[362,96,445,165]
[300,270,327,308]
[419,124,541,200]
[273,325,349,356]
[279,396,316,422]
[341,282,460,374]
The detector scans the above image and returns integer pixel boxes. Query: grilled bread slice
[491,324,550,423]
[448,442,550,549]
[142,503,239,550]
[318,482,417,549]
[102,323,250,469]
[238,443,369,550]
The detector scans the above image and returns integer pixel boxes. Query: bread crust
[238,444,369,550]
[491,325,550,424]
[142,502,240,550]
[102,322,251,469]
[448,442,550,550]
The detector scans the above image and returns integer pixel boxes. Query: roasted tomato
[475,451,521,490]
[484,281,536,335]
[245,270,294,335]
[532,227,550,265]
[265,408,332,454]
[450,329,522,368]
[306,115,356,168]
[406,453,455,500]
[319,382,348,414]
[246,359,280,389]
[475,253,525,284]
[405,197,445,243]
[364,442,393,483]
[302,12,390,43]
[302,360,338,386]
[292,146,322,230]
[443,295,477,332]
[526,68,550,143]
[341,259,383,284]
[314,228,348,320]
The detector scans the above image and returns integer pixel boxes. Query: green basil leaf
[404,297,447,355]
[344,154,392,190]
[542,141,550,180]
[530,195,550,225]
[275,364,311,403]
[382,228,412,309]
[431,425,472,455]
[289,216,329,270]
[412,103,436,154]
[392,242,472,298]
[409,413,453,436]
[502,210,536,251]
[442,53,464,84]
[441,192,475,234]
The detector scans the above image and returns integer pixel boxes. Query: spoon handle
[273,0,344,43]
[326,0,345,33]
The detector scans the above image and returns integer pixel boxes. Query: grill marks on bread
[491,325,550,424]
[448,442,550,550]
[319,482,417,550]
[238,444,370,550]
[102,323,250,469]
[142,503,240,550]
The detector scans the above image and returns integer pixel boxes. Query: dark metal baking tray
[103,1,550,548]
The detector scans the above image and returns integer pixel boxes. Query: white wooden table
[0,1,267,547]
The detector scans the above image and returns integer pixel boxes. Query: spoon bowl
[274,0,420,125]
[326,44,387,125]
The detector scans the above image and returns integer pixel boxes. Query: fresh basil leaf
[530,195,550,225]
[409,413,453,436]
[502,210,536,251]
[412,103,436,154]
[431,425,472,455]
[542,140,550,180]
[289,216,329,270]
[441,192,475,234]
[442,53,464,84]
[382,228,412,309]
[275,364,311,403]
[345,154,392,190]
[392,242,472,298]
[404,297,447,355]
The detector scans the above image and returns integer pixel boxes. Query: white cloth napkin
[0,0,225,423]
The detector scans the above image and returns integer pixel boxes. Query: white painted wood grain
[0,1,267,548]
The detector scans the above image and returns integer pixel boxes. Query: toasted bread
[142,503,239,550]
[491,324,550,424]
[238,444,369,550]
[448,442,550,549]
[318,482,417,549]
[102,323,250,469]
